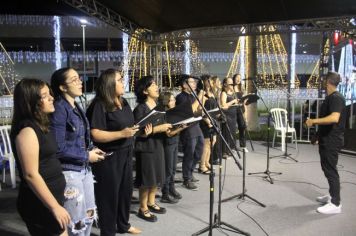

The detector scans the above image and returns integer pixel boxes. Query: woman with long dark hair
[134,76,172,222]
[233,74,248,151]
[220,77,239,157]
[86,69,141,235]
[50,67,105,235]
[199,75,218,173]
[10,78,71,236]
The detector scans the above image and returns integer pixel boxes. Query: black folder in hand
[241,93,260,105]
[135,109,166,128]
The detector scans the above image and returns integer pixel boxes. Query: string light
[53,16,61,70]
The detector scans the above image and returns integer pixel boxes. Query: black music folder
[135,109,166,128]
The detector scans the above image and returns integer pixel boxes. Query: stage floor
[1,142,356,236]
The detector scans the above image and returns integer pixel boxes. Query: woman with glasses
[220,77,239,158]
[86,69,141,235]
[10,78,71,235]
[50,68,105,236]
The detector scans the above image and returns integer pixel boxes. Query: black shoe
[137,209,157,222]
[169,188,182,199]
[191,175,199,182]
[161,194,179,204]
[147,204,167,214]
[183,180,198,190]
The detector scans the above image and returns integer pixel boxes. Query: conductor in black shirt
[306,72,346,215]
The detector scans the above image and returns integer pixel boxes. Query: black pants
[319,146,340,206]
[181,135,204,181]
[236,108,247,148]
[162,143,178,194]
[92,146,133,236]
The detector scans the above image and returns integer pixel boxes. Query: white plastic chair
[270,108,298,152]
[0,125,16,189]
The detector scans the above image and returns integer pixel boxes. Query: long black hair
[50,67,73,99]
[11,78,51,133]
[93,68,122,112]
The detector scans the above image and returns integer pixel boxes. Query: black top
[319,91,346,148]
[200,96,218,131]
[224,93,238,116]
[134,103,165,153]
[10,120,65,190]
[176,91,203,139]
[86,98,135,151]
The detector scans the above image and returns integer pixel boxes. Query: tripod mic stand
[222,148,265,207]
[185,80,248,236]
[246,78,282,184]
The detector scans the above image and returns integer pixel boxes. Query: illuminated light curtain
[53,16,61,70]
[165,41,172,88]
[184,32,191,75]
[291,26,297,89]
[239,35,245,82]
[123,33,129,91]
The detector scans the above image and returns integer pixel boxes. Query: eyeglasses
[66,76,83,85]
[227,83,234,86]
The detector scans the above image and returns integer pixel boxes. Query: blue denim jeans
[63,167,96,236]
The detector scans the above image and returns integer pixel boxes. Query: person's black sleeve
[86,101,107,130]
[329,95,345,114]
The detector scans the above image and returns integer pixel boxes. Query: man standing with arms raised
[306,71,346,214]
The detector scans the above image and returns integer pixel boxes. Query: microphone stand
[245,78,282,184]
[186,81,248,236]
[220,82,264,206]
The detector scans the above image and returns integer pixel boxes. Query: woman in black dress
[86,69,141,235]
[220,77,239,157]
[134,76,172,222]
[233,74,248,151]
[199,75,218,173]
[10,79,71,236]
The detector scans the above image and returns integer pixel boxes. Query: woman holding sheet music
[86,69,141,235]
[158,91,186,203]
[233,74,248,151]
[199,75,218,174]
[134,76,172,223]
[220,77,239,158]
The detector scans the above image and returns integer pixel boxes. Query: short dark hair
[135,75,155,104]
[326,71,341,87]
[179,74,191,87]
[94,68,121,112]
[51,67,73,98]
[11,78,51,133]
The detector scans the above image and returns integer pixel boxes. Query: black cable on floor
[272,179,328,190]
[236,202,269,236]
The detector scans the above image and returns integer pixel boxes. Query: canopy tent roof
[1,0,356,33]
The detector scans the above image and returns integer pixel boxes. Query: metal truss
[61,0,151,39]
[155,16,356,42]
